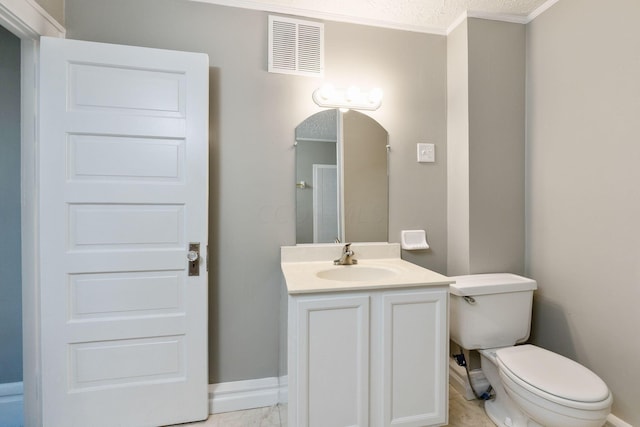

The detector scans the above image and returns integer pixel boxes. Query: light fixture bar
[312,84,383,111]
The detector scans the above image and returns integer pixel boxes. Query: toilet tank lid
[449,273,537,296]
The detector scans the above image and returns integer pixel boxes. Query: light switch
[417,143,435,163]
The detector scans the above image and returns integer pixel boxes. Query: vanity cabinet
[288,286,449,427]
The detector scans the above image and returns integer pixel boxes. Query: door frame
[0,2,64,426]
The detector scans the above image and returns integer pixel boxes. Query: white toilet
[449,273,612,427]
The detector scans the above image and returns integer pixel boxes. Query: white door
[39,37,209,426]
[312,164,338,243]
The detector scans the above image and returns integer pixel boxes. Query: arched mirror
[295,109,389,244]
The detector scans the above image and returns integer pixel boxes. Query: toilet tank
[449,273,537,350]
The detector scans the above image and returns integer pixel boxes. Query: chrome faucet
[334,243,358,265]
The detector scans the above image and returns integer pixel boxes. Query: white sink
[316,265,398,282]
[281,243,453,294]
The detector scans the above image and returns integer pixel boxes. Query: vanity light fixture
[312,84,383,111]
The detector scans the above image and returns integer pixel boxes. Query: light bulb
[369,87,384,104]
[346,86,360,102]
[318,83,335,101]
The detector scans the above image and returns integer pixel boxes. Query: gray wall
[328,22,448,272]
[65,0,448,383]
[447,18,526,276]
[10,2,636,423]
[343,111,388,242]
[468,18,525,275]
[34,0,65,26]
[446,21,470,275]
[526,0,640,424]
[0,25,22,384]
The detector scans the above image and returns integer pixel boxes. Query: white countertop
[281,243,453,294]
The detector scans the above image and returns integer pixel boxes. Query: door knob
[187,243,200,276]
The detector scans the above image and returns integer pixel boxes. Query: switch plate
[417,143,435,163]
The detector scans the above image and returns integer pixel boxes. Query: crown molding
[446,9,528,35]
[0,0,65,38]
[189,0,447,34]
[527,0,562,22]
[446,0,561,35]
[467,10,529,24]
[446,11,468,35]
[190,0,561,36]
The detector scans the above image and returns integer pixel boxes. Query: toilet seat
[496,345,612,411]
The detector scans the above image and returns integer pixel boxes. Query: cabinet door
[380,289,448,427]
[294,295,370,427]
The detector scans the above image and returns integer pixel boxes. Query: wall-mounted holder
[401,230,430,250]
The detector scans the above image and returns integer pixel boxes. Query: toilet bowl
[490,345,611,427]
[449,274,612,427]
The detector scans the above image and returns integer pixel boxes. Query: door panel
[68,62,186,116]
[68,134,185,182]
[295,295,370,427]
[39,36,209,426]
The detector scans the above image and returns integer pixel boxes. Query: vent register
[269,16,324,77]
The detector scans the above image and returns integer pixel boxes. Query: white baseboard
[0,382,23,427]
[209,376,288,414]
[606,413,633,427]
[4,376,631,425]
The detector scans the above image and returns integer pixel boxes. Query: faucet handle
[344,243,356,262]
[334,243,357,265]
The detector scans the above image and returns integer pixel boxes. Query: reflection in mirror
[295,109,388,244]
[295,109,338,243]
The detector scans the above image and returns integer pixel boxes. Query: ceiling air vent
[269,15,324,77]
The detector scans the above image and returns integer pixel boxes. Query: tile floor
[177,384,494,426]
[447,385,495,427]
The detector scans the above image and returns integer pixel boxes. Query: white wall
[527,0,640,424]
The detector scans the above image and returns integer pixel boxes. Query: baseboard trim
[5,376,630,425]
[0,382,23,427]
[606,413,633,427]
[209,376,288,414]
[3,377,290,419]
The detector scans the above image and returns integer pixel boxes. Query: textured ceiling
[193,0,558,33]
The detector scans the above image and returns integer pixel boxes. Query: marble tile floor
[175,385,494,427]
